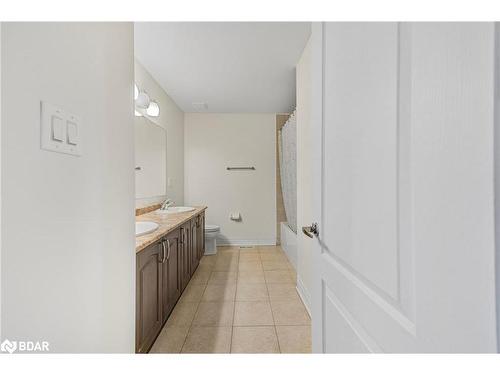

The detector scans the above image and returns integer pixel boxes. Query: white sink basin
[157,206,195,214]
[135,221,159,237]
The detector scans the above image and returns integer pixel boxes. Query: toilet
[204,225,220,255]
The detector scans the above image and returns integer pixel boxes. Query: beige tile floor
[150,245,311,354]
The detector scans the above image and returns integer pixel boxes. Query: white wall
[184,113,276,245]
[0,22,2,340]
[495,23,500,351]
[134,60,184,208]
[296,38,312,313]
[1,23,135,352]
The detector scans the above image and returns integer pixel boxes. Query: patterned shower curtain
[278,111,297,233]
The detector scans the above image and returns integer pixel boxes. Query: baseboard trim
[217,239,277,247]
[296,275,311,318]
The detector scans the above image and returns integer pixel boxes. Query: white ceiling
[134,22,311,113]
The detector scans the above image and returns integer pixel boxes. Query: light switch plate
[41,101,82,156]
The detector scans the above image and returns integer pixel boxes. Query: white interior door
[309,22,498,353]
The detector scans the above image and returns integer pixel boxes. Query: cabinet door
[136,241,162,353]
[161,229,181,323]
[179,225,191,291]
[190,218,199,274]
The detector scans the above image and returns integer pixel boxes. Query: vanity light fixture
[135,91,151,109]
[134,83,160,118]
[146,101,160,117]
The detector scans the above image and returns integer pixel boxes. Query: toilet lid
[205,225,220,232]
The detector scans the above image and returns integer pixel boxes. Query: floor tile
[260,253,287,262]
[239,248,260,254]
[181,326,232,353]
[238,270,266,284]
[213,258,239,271]
[235,283,269,301]
[150,326,189,353]
[239,253,261,262]
[199,255,217,266]
[264,270,294,284]
[196,262,215,273]
[208,271,237,285]
[267,283,301,302]
[233,301,274,326]
[217,247,240,254]
[201,283,237,301]
[166,301,199,327]
[231,326,279,353]
[217,252,239,260]
[238,261,263,271]
[192,301,235,326]
[257,246,283,253]
[179,283,206,302]
[190,269,211,285]
[270,300,311,326]
[276,325,312,353]
[262,260,290,271]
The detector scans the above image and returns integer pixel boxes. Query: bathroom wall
[1,23,135,352]
[184,113,276,245]
[495,23,500,350]
[134,60,184,208]
[296,38,312,313]
[0,22,2,340]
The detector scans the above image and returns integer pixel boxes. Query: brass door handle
[302,223,319,238]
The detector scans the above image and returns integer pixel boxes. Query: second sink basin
[136,221,159,237]
[157,206,195,214]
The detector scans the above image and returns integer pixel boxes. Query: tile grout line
[229,248,240,353]
[260,249,282,354]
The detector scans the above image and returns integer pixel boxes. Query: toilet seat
[205,225,220,233]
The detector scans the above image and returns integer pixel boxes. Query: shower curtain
[279,111,297,233]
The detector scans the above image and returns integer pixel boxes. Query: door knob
[302,223,319,238]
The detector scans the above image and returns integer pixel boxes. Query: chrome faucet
[160,199,174,210]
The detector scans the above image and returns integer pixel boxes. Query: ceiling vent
[192,102,209,112]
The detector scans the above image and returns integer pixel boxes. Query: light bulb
[146,101,160,117]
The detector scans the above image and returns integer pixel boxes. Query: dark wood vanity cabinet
[136,209,206,353]
[136,241,162,354]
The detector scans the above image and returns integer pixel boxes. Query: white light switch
[51,115,64,142]
[67,121,78,145]
[41,101,82,156]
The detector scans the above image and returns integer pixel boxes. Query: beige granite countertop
[135,206,207,253]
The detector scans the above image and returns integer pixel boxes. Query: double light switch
[41,101,82,156]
